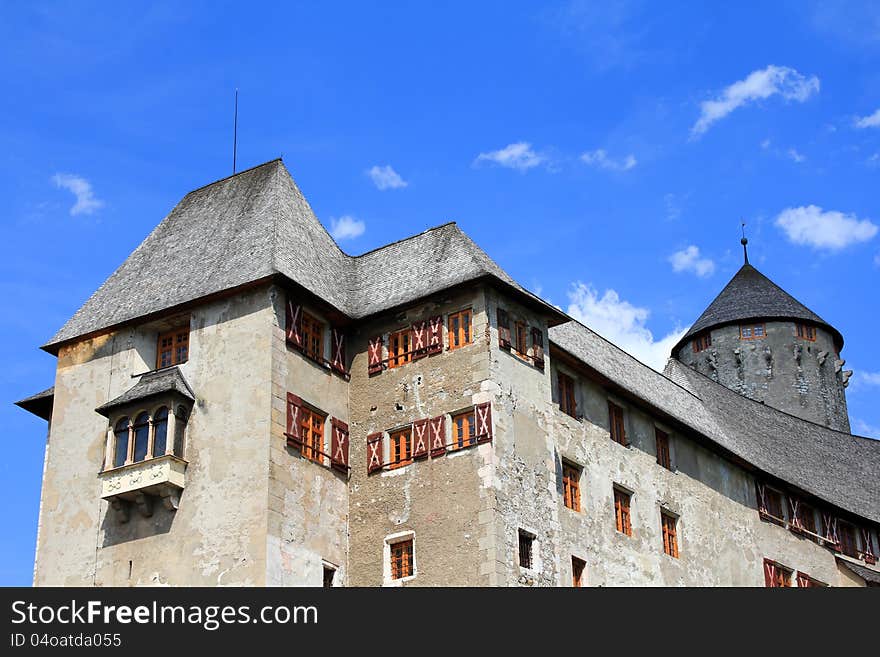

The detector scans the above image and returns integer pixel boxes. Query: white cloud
[853,419,880,439]
[761,138,772,149]
[856,371,880,386]
[855,108,880,128]
[875,252,880,267]
[52,173,104,216]
[367,165,408,190]
[669,245,716,278]
[566,282,688,371]
[691,65,820,137]
[580,149,637,172]
[787,148,806,163]
[329,215,365,241]
[474,142,544,171]
[775,205,878,251]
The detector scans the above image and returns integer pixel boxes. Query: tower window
[796,323,816,341]
[389,428,412,469]
[157,327,189,369]
[692,332,712,353]
[388,328,413,369]
[655,428,672,470]
[571,557,586,587]
[390,539,414,580]
[301,312,325,361]
[661,511,679,558]
[558,373,577,418]
[614,488,632,536]
[608,402,627,446]
[299,407,325,463]
[518,530,535,569]
[562,463,582,512]
[740,323,766,340]
[514,321,528,359]
[451,410,476,450]
[448,309,472,350]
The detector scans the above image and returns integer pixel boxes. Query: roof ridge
[184,158,283,197]
[351,221,458,260]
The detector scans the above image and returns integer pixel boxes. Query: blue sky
[2,1,879,585]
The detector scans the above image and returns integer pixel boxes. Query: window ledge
[99,454,187,519]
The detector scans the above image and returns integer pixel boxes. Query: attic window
[157,327,189,369]
[301,312,325,361]
[692,332,712,353]
[796,323,816,341]
[740,323,765,340]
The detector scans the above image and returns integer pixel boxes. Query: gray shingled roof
[673,264,843,355]
[549,320,880,525]
[45,159,560,351]
[15,387,55,421]
[838,559,880,585]
[95,367,194,417]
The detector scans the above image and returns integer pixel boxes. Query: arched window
[174,405,188,457]
[152,407,168,457]
[114,417,130,467]
[133,412,150,463]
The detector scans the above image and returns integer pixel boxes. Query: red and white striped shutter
[788,496,802,531]
[286,300,303,349]
[429,415,446,457]
[412,320,428,360]
[531,327,545,369]
[755,482,768,515]
[331,328,346,374]
[368,336,384,375]
[330,419,350,472]
[475,401,493,444]
[412,418,429,459]
[862,528,876,563]
[427,315,443,355]
[497,308,511,350]
[286,393,303,448]
[763,559,777,587]
[367,432,384,473]
[796,572,810,588]
[822,513,839,547]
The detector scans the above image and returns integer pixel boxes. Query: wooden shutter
[822,513,839,547]
[286,300,303,349]
[763,559,777,587]
[531,327,544,369]
[755,482,769,516]
[788,495,803,532]
[331,328,347,374]
[412,418,429,459]
[367,432,384,473]
[427,315,443,355]
[475,401,493,444]
[497,308,511,350]
[411,320,428,360]
[368,335,384,375]
[862,528,877,564]
[286,393,303,448]
[429,415,446,457]
[796,572,812,588]
[330,419,350,472]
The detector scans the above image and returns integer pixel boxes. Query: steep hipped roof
[95,366,195,417]
[549,320,880,525]
[14,387,55,421]
[672,263,843,355]
[44,159,563,352]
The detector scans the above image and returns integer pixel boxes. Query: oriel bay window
[448,308,472,350]
[108,405,185,469]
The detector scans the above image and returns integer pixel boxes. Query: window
[608,401,626,446]
[740,323,766,340]
[562,463,581,512]
[796,323,816,341]
[764,559,792,587]
[451,410,476,450]
[448,309,472,350]
[655,428,671,470]
[758,485,785,525]
[614,488,632,536]
[692,332,712,353]
[572,557,586,587]
[322,564,336,588]
[795,501,817,536]
[390,539,414,580]
[389,428,412,469]
[558,373,577,419]
[514,321,528,357]
[299,407,325,463]
[173,406,188,457]
[132,412,150,462]
[152,407,168,457]
[157,327,189,369]
[388,329,413,369]
[838,521,859,558]
[518,530,534,569]
[301,312,324,361]
[661,512,679,558]
[113,418,129,467]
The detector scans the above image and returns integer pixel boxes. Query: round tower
[672,240,852,433]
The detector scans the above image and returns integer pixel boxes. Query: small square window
[518,530,535,569]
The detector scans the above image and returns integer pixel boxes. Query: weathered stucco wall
[35,288,275,586]
[347,285,496,586]
[677,322,849,432]
[266,285,349,586]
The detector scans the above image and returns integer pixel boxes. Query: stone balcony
[99,454,187,522]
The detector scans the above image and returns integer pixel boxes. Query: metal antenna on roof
[233,89,239,175]
[741,220,749,265]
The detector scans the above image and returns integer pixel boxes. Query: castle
[17,159,880,587]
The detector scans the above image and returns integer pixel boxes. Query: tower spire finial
[740,220,749,265]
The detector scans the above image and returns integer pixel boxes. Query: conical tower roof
[673,263,843,355]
